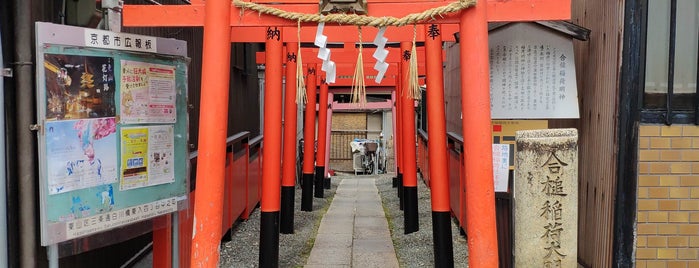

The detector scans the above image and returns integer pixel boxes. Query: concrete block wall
[636,125,699,268]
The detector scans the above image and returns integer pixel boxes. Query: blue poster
[45,118,118,195]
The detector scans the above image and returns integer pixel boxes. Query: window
[642,0,699,124]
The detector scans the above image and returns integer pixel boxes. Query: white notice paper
[492,144,510,192]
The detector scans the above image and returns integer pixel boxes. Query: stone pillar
[514,129,578,268]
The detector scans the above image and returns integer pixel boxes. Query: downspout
[13,0,38,267]
[0,21,9,268]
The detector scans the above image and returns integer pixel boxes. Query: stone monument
[514,128,578,267]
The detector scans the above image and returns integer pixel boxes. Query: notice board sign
[36,22,189,245]
[489,23,580,119]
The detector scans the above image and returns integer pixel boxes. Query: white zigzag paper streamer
[372,27,389,83]
[315,22,336,84]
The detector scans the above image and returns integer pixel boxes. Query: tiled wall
[636,125,699,268]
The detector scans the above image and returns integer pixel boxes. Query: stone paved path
[305,178,399,268]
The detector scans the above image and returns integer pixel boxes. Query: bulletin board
[35,22,189,245]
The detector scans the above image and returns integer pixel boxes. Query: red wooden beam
[255,47,432,64]
[123,0,570,27]
[251,0,441,4]
[231,25,459,42]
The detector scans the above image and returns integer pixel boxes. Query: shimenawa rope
[408,24,421,100]
[233,0,476,27]
[296,20,307,104]
[351,26,366,105]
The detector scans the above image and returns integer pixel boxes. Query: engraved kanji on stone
[543,152,567,174]
[542,221,564,243]
[540,200,563,221]
[541,175,567,196]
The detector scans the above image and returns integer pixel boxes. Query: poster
[492,144,510,192]
[45,118,118,194]
[120,60,177,124]
[147,125,175,186]
[120,127,149,190]
[44,54,116,120]
[120,126,175,190]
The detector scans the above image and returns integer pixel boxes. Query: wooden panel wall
[443,42,462,135]
[570,1,626,267]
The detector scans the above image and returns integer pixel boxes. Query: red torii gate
[123,0,570,267]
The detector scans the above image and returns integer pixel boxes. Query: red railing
[417,129,430,186]
[156,132,263,267]
[446,132,466,227]
[416,131,513,268]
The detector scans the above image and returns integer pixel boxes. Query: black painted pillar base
[392,167,400,187]
[280,186,295,234]
[301,173,314,211]
[432,211,454,268]
[314,166,325,198]
[404,186,419,234]
[324,177,331,189]
[259,211,280,267]
[398,173,404,210]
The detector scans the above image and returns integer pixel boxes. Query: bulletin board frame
[35,22,189,246]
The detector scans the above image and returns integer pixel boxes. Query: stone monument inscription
[514,128,578,267]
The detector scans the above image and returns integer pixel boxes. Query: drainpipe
[0,21,9,268]
[13,0,39,267]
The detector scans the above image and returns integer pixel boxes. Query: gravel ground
[376,175,469,268]
[219,179,339,267]
[218,173,469,267]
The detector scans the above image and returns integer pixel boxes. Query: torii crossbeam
[123,0,570,267]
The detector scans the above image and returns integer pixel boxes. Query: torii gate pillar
[259,27,285,266]
[281,42,299,234]
[190,0,232,266]
[460,2,498,267]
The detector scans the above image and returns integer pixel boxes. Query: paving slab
[305,178,399,268]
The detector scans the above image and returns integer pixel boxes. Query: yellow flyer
[120,127,148,190]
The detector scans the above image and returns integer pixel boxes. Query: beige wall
[332,112,366,130]
[636,125,699,268]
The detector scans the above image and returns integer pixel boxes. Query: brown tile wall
[636,125,699,268]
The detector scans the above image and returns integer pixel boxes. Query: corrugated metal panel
[571,0,625,267]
